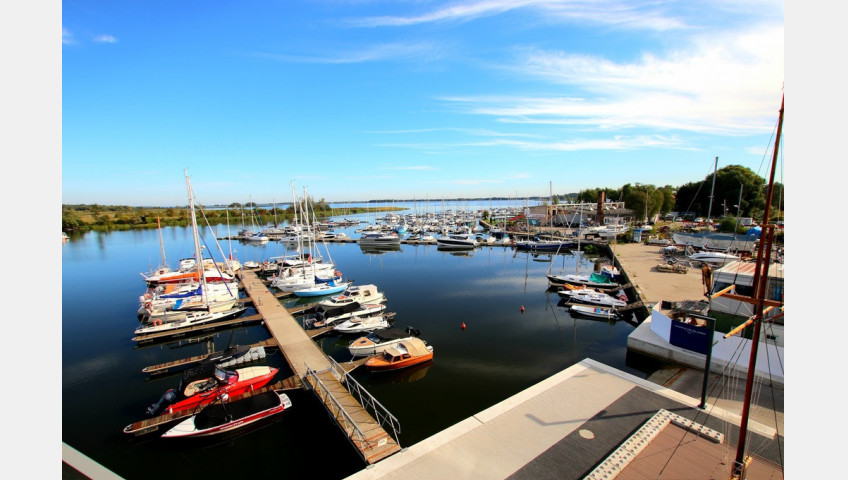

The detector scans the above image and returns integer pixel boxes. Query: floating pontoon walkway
[141,338,279,374]
[240,269,402,464]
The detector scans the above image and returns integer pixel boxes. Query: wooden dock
[141,338,279,374]
[239,270,402,464]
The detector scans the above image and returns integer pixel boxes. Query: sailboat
[546,208,622,291]
[135,171,247,337]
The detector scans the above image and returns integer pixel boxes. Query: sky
[60,0,785,207]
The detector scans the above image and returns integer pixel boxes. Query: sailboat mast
[707,156,717,222]
[184,170,207,304]
[157,217,167,268]
[732,96,783,478]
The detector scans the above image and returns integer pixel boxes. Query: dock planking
[141,338,279,374]
[239,269,402,464]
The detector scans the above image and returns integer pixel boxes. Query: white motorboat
[436,233,478,249]
[319,284,385,308]
[568,304,618,320]
[358,232,401,247]
[688,251,741,265]
[333,314,390,334]
[134,303,248,337]
[558,288,627,307]
[307,302,387,329]
[347,327,423,357]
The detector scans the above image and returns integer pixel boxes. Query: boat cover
[315,302,362,320]
[399,338,430,356]
[193,391,282,430]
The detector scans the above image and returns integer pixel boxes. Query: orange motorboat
[365,337,433,372]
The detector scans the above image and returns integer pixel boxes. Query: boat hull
[162,391,291,438]
[164,366,279,415]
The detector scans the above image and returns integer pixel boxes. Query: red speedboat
[161,391,292,438]
[365,337,434,372]
[146,362,278,416]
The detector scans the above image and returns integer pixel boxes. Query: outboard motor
[405,326,421,337]
[146,388,177,416]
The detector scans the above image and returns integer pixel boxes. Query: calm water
[62,206,659,479]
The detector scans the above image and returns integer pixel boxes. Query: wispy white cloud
[349,0,687,31]
[379,165,439,171]
[368,127,545,139]
[62,27,74,45]
[93,34,117,43]
[442,23,783,136]
[378,134,683,152]
[250,41,444,64]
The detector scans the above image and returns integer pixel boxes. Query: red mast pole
[731,95,783,479]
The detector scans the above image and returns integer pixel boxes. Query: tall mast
[184,169,207,304]
[157,217,167,268]
[730,96,783,479]
[707,156,717,222]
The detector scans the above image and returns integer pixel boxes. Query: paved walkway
[346,359,783,480]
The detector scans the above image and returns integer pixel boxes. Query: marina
[62,195,783,479]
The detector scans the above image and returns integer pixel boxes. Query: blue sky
[61,1,785,207]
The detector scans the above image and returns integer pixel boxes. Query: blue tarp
[746,227,762,238]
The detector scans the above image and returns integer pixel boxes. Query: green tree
[675,165,765,219]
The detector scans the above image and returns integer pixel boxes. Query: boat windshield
[213,367,235,383]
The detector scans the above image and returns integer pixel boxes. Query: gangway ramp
[239,270,402,464]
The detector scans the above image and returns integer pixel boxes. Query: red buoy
[521,305,525,313]
[461,322,466,330]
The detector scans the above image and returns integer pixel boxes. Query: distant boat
[161,390,292,438]
[514,238,575,252]
[358,231,401,247]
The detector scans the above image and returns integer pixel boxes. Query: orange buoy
[521,305,525,313]
[461,322,466,330]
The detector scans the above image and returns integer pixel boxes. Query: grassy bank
[61,204,404,232]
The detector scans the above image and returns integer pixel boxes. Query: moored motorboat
[145,362,279,416]
[547,272,622,291]
[557,288,627,307]
[318,284,385,308]
[135,302,247,337]
[161,390,292,438]
[333,314,390,334]
[365,337,434,372]
[568,304,619,320]
[348,326,422,357]
[436,233,478,249]
[306,302,387,329]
